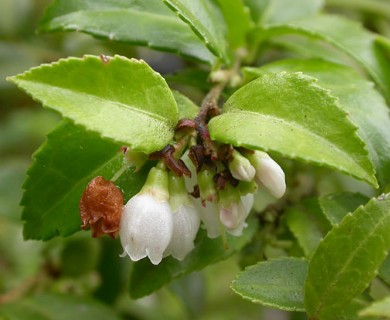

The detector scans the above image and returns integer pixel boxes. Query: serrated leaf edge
[218,71,377,187]
[7,55,178,153]
[162,0,226,62]
[20,120,123,240]
[38,6,215,64]
[305,193,390,318]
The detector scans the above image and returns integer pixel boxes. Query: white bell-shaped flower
[225,193,254,236]
[219,185,251,236]
[228,149,256,182]
[120,166,173,265]
[165,175,200,260]
[248,151,286,198]
[196,200,222,239]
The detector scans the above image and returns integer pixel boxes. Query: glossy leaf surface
[305,194,390,319]
[163,0,228,62]
[231,257,308,311]
[209,72,377,187]
[39,0,215,63]
[9,55,178,153]
[245,59,390,188]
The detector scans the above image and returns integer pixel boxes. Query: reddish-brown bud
[80,176,123,238]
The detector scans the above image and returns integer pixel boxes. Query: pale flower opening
[117,150,286,265]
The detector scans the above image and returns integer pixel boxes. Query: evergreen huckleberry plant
[6,0,390,318]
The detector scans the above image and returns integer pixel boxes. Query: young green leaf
[162,0,228,63]
[257,15,390,99]
[245,59,390,188]
[21,120,149,240]
[39,0,215,64]
[214,0,253,49]
[8,55,178,153]
[231,257,308,311]
[379,255,390,286]
[305,193,390,320]
[0,293,122,320]
[285,198,331,257]
[359,296,390,318]
[128,219,257,298]
[209,72,377,187]
[318,192,370,225]
[172,90,199,119]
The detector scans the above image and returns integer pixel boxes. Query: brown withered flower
[80,176,123,238]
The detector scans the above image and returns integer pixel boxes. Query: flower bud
[218,185,249,236]
[120,167,173,265]
[247,151,286,198]
[228,150,255,182]
[198,169,217,203]
[165,175,200,260]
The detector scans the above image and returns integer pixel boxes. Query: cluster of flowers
[119,149,286,265]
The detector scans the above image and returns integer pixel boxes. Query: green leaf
[165,68,210,90]
[318,192,370,226]
[379,255,390,286]
[285,198,331,257]
[319,191,390,288]
[305,193,390,320]
[162,0,228,62]
[246,0,323,25]
[209,71,377,187]
[214,0,253,49]
[336,299,373,320]
[172,90,199,119]
[231,257,308,311]
[257,15,390,100]
[8,55,178,153]
[244,59,390,188]
[129,218,257,298]
[0,293,122,320]
[21,120,149,240]
[39,0,215,64]
[359,296,390,318]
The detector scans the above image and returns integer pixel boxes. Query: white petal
[223,194,253,237]
[229,151,256,181]
[120,194,173,265]
[219,200,247,230]
[226,221,247,237]
[241,194,254,214]
[194,200,221,238]
[251,153,286,198]
[166,204,200,260]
